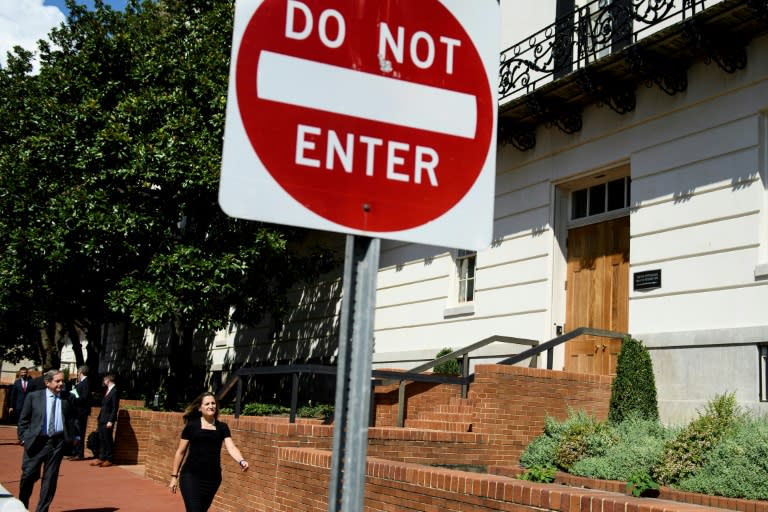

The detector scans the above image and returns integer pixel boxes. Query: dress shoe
[67,456,84,461]
[99,461,113,467]
[89,459,104,466]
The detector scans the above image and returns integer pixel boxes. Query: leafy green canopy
[0,0,335,394]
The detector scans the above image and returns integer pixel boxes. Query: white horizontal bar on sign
[256,50,477,139]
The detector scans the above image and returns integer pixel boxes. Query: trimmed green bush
[652,392,742,486]
[608,336,659,424]
[433,347,461,375]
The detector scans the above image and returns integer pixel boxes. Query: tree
[0,0,336,403]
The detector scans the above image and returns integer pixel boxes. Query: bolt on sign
[219,0,499,250]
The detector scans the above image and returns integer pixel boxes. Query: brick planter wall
[101,365,764,511]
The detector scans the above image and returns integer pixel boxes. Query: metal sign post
[328,235,380,512]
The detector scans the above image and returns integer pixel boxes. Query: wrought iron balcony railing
[498,0,721,104]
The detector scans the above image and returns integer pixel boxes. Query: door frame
[549,162,631,371]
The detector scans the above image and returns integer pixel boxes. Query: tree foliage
[0,0,336,402]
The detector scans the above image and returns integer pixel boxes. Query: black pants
[73,414,88,457]
[180,470,221,512]
[98,423,114,462]
[19,435,66,512]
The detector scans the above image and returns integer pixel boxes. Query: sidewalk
[0,425,184,512]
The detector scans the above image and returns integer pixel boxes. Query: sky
[0,0,128,69]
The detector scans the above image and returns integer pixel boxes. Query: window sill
[443,303,475,319]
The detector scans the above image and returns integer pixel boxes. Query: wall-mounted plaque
[634,269,661,291]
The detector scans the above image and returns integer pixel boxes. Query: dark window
[570,176,631,221]
[607,178,625,211]
[572,189,588,219]
[589,183,606,216]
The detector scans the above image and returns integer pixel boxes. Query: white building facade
[93,0,768,425]
[366,0,768,424]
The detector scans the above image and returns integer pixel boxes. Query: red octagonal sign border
[234,0,494,232]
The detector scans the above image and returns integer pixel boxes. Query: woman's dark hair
[183,392,219,423]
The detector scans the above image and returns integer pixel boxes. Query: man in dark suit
[90,372,119,467]
[8,366,31,424]
[17,369,76,512]
[67,365,91,460]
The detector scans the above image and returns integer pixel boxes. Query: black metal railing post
[235,377,243,419]
[290,372,299,423]
[461,353,469,399]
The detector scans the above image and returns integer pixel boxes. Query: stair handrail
[215,363,467,421]
[496,327,628,368]
[389,327,627,427]
[216,328,628,426]
[388,335,538,427]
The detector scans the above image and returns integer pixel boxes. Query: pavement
[0,425,184,512]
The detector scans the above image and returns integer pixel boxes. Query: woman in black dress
[169,392,249,511]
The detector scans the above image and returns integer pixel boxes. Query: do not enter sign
[220,0,498,249]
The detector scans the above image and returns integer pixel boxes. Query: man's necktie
[48,395,57,435]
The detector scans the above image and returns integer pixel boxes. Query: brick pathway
[0,425,184,512]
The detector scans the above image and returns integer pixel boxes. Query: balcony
[497,0,768,150]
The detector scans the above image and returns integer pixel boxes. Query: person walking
[169,392,249,511]
[90,373,119,467]
[67,365,91,460]
[8,366,31,424]
[16,369,76,512]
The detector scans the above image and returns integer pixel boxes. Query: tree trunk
[83,319,104,394]
[39,316,62,370]
[66,321,85,368]
[165,315,195,409]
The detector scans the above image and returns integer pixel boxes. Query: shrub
[241,402,290,416]
[433,347,461,375]
[519,464,557,483]
[652,392,742,486]
[297,403,334,419]
[519,409,616,471]
[519,415,568,467]
[608,337,659,424]
[520,434,560,468]
[554,415,617,470]
[626,471,660,497]
[570,418,672,481]
[677,417,768,499]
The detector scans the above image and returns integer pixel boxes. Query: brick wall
[373,377,463,427]
[275,447,732,512]
[370,365,613,465]
[108,365,621,510]
[469,365,613,464]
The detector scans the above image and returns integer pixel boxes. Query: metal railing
[386,335,539,427]
[217,328,627,424]
[499,0,719,103]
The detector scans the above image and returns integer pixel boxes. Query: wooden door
[564,216,629,375]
